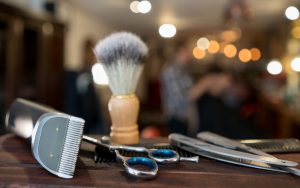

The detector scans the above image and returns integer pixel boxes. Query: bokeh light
[223,44,237,58]
[130,1,139,13]
[92,63,109,85]
[220,28,241,43]
[291,26,300,38]
[250,48,261,61]
[193,47,206,59]
[137,0,152,14]
[285,6,299,20]
[291,57,300,72]
[207,40,220,54]
[239,49,252,62]
[159,24,176,38]
[197,37,210,50]
[267,60,282,75]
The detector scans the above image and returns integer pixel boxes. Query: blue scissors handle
[148,149,180,163]
[115,150,158,178]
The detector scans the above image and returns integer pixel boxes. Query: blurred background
[1,0,300,139]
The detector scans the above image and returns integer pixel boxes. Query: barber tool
[6,98,84,178]
[240,138,300,153]
[197,131,300,176]
[169,133,299,175]
[83,135,199,178]
[94,32,148,144]
[94,142,197,163]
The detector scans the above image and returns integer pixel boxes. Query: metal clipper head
[32,113,84,178]
[6,98,85,179]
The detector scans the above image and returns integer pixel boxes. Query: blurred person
[64,39,105,134]
[160,41,217,135]
[197,68,261,139]
[160,41,258,138]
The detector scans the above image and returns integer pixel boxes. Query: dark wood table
[0,134,300,187]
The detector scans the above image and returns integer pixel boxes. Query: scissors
[82,135,199,178]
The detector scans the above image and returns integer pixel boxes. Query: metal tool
[6,98,85,178]
[169,133,298,174]
[83,135,199,178]
[197,132,269,156]
[197,131,300,176]
[239,138,300,153]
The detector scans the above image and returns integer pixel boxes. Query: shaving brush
[94,32,148,144]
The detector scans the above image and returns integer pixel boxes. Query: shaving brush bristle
[94,32,148,95]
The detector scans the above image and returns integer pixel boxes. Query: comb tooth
[57,117,84,178]
[95,145,117,163]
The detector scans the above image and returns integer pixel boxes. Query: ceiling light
[291,57,300,72]
[285,6,299,20]
[197,37,210,50]
[159,24,176,38]
[130,1,139,13]
[137,0,151,14]
[267,60,282,75]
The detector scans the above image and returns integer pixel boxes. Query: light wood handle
[108,94,139,144]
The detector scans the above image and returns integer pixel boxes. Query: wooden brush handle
[108,94,139,144]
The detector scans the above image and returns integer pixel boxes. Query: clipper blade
[32,113,84,178]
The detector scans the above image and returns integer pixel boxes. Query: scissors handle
[148,149,180,163]
[115,150,158,179]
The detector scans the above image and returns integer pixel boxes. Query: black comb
[94,144,196,163]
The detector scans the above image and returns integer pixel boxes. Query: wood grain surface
[0,134,300,187]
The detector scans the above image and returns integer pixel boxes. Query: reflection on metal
[14,116,34,139]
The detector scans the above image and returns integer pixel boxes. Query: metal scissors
[83,135,199,179]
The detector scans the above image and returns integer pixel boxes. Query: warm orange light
[219,42,227,54]
[239,49,252,63]
[193,47,206,59]
[292,26,300,39]
[250,48,261,61]
[220,28,241,43]
[208,40,220,54]
[223,44,237,58]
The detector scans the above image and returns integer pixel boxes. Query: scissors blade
[169,133,298,167]
[83,135,103,145]
[83,135,149,153]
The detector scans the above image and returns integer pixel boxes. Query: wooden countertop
[0,134,300,187]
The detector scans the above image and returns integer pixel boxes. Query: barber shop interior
[0,0,300,186]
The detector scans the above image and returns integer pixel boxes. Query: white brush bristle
[94,32,148,95]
